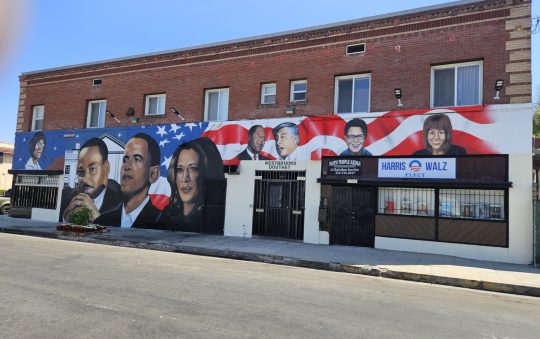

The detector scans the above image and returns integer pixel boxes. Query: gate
[252,171,305,240]
[330,186,376,247]
[11,174,60,217]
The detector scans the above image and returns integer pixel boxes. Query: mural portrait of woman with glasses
[25,131,46,170]
[340,118,372,156]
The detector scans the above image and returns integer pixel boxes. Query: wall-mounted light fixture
[285,105,296,115]
[394,88,403,107]
[125,107,139,123]
[494,79,504,100]
[170,107,186,120]
[106,111,121,123]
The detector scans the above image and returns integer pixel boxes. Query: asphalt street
[1,233,539,339]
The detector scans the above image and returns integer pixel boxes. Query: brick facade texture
[19,0,531,132]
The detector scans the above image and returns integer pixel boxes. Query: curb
[2,227,540,298]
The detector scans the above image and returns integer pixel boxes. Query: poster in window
[417,201,429,216]
[401,198,412,215]
[475,203,487,219]
[460,203,474,218]
[384,200,395,214]
[439,201,454,217]
[489,204,502,220]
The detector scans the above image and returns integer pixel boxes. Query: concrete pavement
[1,215,539,297]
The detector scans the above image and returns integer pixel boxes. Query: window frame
[144,93,166,116]
[31,105,45,131]
[334,73,371,114]
[260,83,277,105]
[430,60,483,108]
[204,88,229,122]
[290,80,307,102]
[86,99,107,129]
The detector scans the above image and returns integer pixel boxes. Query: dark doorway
[252,171,305,240]
[330,186,376,247]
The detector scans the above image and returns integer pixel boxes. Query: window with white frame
[261,83,276,105]
[87,100,106,128]
[204,88,229,121]
[431,61,482,107]
[145,93,166,115]
[290,80,307,102]
[335,74,371,114]
[31,105,44,131]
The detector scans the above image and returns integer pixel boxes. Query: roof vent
[92,78,102,86]
[346,43,366,55]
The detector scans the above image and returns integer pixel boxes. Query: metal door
[330,186,375,247]
[253,171,305,240]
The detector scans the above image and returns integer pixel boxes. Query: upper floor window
[290,80,307,102]
[431,61,482,107]
[145,93,166,115]
[261,83,276,105]
[335,74,371,114]
[0,152,3,164]
[204,88,229,121]
[31,105,44,131]
[87,100,106,128]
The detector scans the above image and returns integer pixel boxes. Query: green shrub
[68,207,92,226]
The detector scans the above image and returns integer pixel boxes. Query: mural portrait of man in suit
[60,137,122,223]
[95,133,162,229]
[272,122,302,160]
[236,125,269,161]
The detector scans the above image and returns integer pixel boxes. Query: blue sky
[0,0,538,144]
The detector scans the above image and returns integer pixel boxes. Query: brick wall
[18,0,531,132]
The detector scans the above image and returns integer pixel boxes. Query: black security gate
[252,171,305,240]
[330,186,376,247]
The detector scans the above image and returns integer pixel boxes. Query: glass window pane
[264,94,276,104]
[218,89,229,120]
[208,92,219,121]
[433,68,455,107]
[264,84,276,95]
[34,119,43,131]
[89,103,100,127]
[34,106,44,120]
[148,97,158,114]
[293,82,307,92]
[293,92,306,101]
[337,79,353,113]
[457,65,480,106]
[353,78,370,112]
[98,102,106,127]
[158,96,165,114]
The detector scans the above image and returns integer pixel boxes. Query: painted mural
[12,105,531,231]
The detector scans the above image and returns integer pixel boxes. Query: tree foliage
[534,97,540,137]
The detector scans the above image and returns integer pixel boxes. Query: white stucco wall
[224,160,323,244]
[376,104,534,265]
[31,174,63,222]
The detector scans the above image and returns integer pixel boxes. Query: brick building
[10,0,533,264]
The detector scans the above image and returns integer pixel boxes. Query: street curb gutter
[2,227,540,298]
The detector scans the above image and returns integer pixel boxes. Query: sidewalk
[1,215,539,297]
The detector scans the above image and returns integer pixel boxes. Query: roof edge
[22,0,488,76]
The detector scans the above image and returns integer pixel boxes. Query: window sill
[257,104,278,109]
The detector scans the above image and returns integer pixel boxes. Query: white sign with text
[378,158,456,179]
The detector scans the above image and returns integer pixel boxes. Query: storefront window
[439,188,505,220]
[378,187,435,216]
